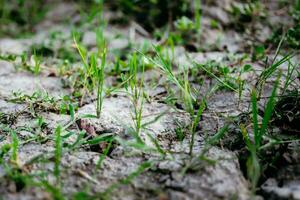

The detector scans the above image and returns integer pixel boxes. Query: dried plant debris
[273,90,300,135]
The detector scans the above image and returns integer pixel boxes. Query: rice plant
[96,48,106,118]
[244,71,281,193]
[123,52,145,142]
[74,30,107,118]
[140,45,209,155]
[32,51,41,76]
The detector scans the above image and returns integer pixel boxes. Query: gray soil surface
[0,1,299,200]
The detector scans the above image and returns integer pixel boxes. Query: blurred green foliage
[0,0,192,36]
[0,0,47,34]
[108,0,191,32]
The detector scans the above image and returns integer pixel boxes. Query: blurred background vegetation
[0,0,299,50]
[0,0,192,35]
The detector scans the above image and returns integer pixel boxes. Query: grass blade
[194,62,238,92]
[251,89,259,147]
[258,72,281,146]
[54,125,62,183]
[189,98,206,155]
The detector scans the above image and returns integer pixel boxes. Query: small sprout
[210,19,219,29]
[252,45,265,61]
[174,16,195,31]
[74,30,107,116]
[175,127,185,142]
[31,51,42,75]
[10,131,19,166]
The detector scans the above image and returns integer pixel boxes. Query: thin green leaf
[251,89,259,147]
[258,72,281,146]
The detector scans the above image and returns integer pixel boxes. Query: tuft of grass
[74,30,107,117]
[150,45,196,113]
[96,48,106,118]
[54,125,62,184]
[9,51,43,75]
[10,131,19,166]
[9,91,75,117]
[154,49,234,156]
[140,45,211,155]
[123,52,145,142]
[73,35,91,103]
[193,62,238,93]
[244,71,281,193]
[255,37,293,98]
[32,51,41,76]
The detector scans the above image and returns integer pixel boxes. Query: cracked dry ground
[0,1,300,200]
[0,59,250,200]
